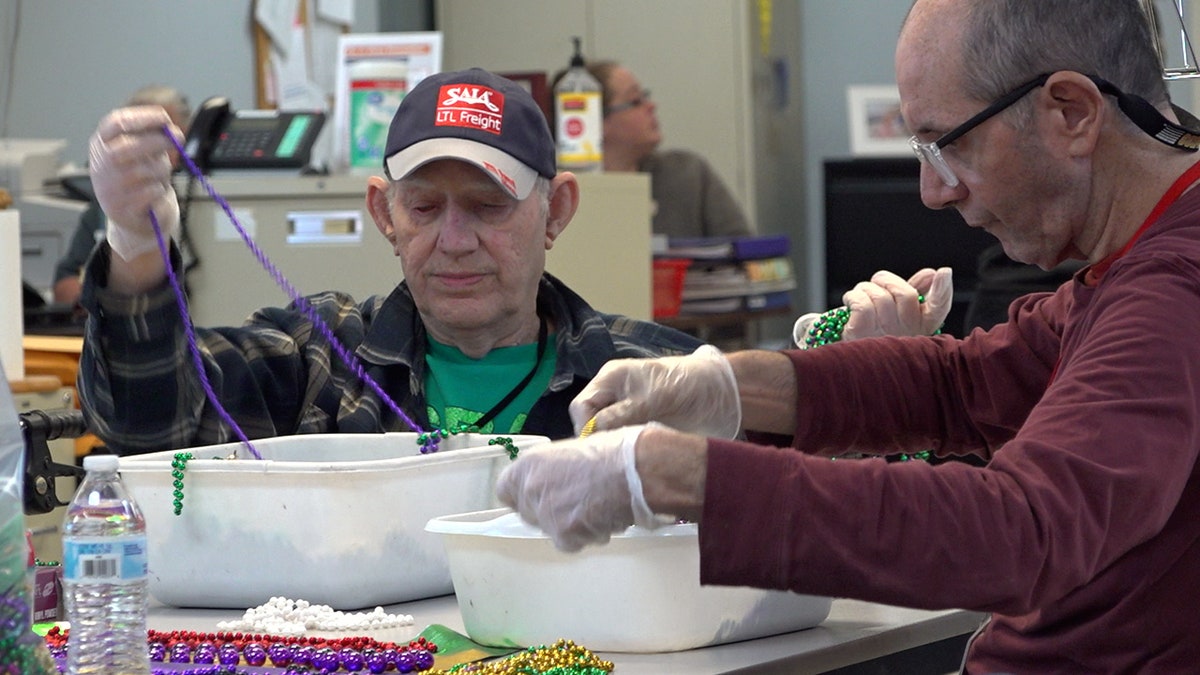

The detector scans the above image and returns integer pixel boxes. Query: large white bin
[426,508,833,653]
[118,433,547,610]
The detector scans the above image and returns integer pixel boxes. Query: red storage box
[653,258,691,318]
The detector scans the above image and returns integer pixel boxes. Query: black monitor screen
[823,157,998,336]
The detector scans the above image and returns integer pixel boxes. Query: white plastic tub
[425,508,833,653]
[118,433,547,610]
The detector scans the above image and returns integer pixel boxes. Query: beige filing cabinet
[183,171,652,327]
[14,378,77,563]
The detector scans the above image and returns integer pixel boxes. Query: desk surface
[148,595,983,674]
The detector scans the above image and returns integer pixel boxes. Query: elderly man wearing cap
[74,68,705,454]
[76,67,951,454]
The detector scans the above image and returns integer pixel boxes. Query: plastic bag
[0,358,56,673]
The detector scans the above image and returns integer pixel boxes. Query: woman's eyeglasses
[604,89,652,117]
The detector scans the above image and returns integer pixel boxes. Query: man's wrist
[636,424,707,522]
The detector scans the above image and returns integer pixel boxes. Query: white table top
[148,595,985,674]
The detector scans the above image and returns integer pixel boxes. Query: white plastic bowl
[118,433,547,610]
[425,508,833,653]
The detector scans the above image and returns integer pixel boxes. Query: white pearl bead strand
[216,596,415,636]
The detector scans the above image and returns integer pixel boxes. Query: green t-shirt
[424,334,557,434]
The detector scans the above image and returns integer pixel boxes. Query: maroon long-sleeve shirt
[700,185,1200,672]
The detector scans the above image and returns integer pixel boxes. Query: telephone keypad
[213,131,274,159]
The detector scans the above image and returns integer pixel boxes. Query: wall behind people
[435,0,790,340]
[7,0,1197,318]
[0,0,976,322]
[436,0,760,226]
[0,1,381,166]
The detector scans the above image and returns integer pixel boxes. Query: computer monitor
[823,157,997,336]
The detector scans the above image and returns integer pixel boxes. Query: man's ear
[1041,72,1104,158]
[544,173,580,249]
[366,176,400,253]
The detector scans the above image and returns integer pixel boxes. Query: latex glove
[570,345,740,438]
[791,311,824,348]
[495,424,659,552]
[88,105,183,260]
[793,267,953,347]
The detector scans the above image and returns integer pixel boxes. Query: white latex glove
[793,267,953,347]
[88,105,183,260]
[495,424,660,553]
[570,345,740,438]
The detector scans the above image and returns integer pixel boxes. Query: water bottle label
[63,535,149,585]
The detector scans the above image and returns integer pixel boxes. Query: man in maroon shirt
[497,0,1200,671]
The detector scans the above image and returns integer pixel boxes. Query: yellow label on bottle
[556,92,603,168]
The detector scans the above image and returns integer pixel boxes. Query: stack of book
[654,234,796,314]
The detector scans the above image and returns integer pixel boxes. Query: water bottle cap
[83,454,120,472]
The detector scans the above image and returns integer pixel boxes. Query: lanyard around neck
[1087,158,1200,282]
[472,316,548,430]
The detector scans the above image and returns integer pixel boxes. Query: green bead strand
[803,306,851,348]
[420,423,524,459]
[804,300,936,463]
[170,452,193,516]
[489,436,520,460]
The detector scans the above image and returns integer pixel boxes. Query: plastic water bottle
[555,36,604,172]
[61,453,150,674]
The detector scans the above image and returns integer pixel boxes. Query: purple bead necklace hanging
[148,126,443,454]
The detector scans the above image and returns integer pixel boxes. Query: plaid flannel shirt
[78,243,703,454]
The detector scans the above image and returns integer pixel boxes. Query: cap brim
[385,138,538,199]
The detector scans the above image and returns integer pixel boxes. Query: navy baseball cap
[384,68,556,199]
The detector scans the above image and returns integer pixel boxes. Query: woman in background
[554,60,753,239]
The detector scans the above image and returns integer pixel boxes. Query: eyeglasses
[909,74,1050,187]
[910,71,1200,188]
[604,89,651,117]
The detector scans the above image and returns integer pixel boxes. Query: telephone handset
[183,96,326,172]
[183,96,231,171]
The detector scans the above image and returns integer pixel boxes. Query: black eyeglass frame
[910,71,1198,186]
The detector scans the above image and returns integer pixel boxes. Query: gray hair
[127,84,191,125]
[951,0,1168,125]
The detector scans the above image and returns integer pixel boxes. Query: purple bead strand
[150,209,262,459]
[159,126,425,439]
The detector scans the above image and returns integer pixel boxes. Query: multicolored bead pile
[1,585,56,675]
[42,626,438,673]
[430,639,612,675]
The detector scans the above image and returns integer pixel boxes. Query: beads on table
[45,622,438,673]
[216,596,414,635]
[433,638,613,675]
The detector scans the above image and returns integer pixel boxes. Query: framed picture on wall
[847,85,911,156]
